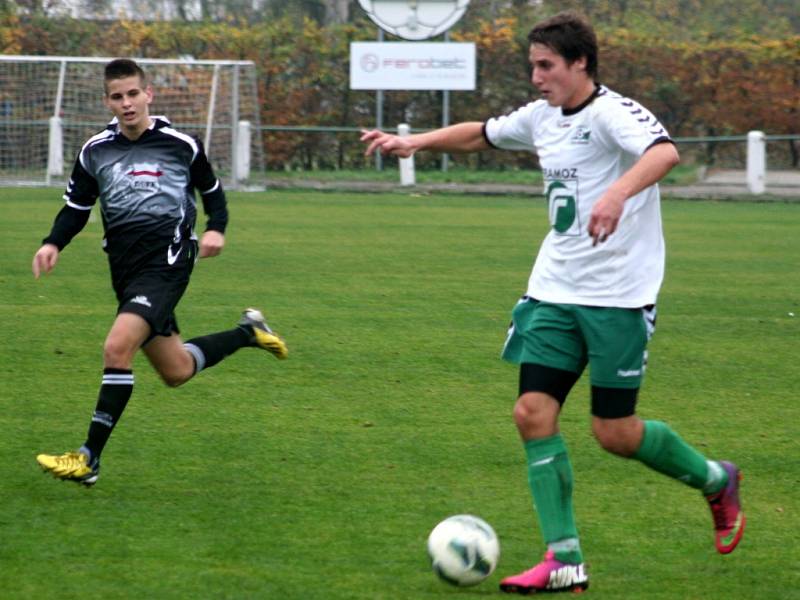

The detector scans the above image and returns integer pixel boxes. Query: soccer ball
[426,514,500,586]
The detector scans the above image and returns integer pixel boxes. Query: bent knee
[592,420,643,457]
[103,340,135,368]
[513,392,560,438]
[593,431,635,456]
[512,400,530,429]
[159,369,191,388]
[513,396,546,429]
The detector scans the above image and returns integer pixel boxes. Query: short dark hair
[528,12,598,79]
[103,58,147,92]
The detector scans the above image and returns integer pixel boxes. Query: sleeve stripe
[161,126,200,161]
[644,137,675,152]
[200,180,220,195]
[482,122,499,149]
[79,130,115,171]
[65,199,93,210]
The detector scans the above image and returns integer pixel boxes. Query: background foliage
[1,0,798,170]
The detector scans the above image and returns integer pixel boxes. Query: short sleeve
[593,96,671,158]
[483,102,541,152]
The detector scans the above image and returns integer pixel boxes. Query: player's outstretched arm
[32,244,60,279]
[198,230,225,258]
[588,142,680,245]
[361,122,489,158]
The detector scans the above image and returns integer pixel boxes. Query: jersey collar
[106,115,171,134]
[561,84,603,116]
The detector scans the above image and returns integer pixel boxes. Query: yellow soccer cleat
[238,308,288,359]
[36,451,100,487]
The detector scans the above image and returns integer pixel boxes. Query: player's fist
[199,230,225,258]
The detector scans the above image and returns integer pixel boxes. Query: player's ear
[144,85,154,105]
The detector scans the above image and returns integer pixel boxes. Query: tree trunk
[324,0,349,23]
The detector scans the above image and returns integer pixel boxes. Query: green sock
[524,435,582,564]
[634,420,728,493]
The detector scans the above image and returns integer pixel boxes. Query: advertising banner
[350,42,476,90]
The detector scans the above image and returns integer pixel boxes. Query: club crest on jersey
[123,162,164,191]
[545,178,582,237]
[571,125,591,144]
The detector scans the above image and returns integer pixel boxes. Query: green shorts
[501,297,656,389]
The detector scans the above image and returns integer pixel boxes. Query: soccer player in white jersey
[361,11,744,594]
[33,59,288,486]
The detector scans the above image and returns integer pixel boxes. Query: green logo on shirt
[571,126,591,144]
[547,181,577,233]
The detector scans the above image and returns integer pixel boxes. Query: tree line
[4,0,799,36]
[1,4,798,170]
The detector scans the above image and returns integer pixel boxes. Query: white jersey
[484,85,670,308]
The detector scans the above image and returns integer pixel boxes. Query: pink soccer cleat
[706,461,745,554]
[500,551,588,594]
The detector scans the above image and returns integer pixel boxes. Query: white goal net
[0,55,264,189]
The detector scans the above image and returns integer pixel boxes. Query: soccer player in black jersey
[33,58,287,486]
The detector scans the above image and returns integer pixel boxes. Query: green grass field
[1,188,798,599]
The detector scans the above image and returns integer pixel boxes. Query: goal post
[0,55,264,189]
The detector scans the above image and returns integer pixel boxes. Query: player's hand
[199,230,225,258]
[32,244,60,278]
[588,191,626,246]
[360,129,415,158]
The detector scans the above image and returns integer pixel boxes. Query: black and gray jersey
[48,115,227,259]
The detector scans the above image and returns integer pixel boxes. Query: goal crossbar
[0,56,255,66]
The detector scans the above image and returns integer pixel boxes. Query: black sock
[184,327,251,373]
[83,368,134,461]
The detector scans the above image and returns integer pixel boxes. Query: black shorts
[110,239,196,340]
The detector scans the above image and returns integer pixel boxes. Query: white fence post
[46,116,63,181]
[746,130,766,194]
[398,123,415,186]
[235,120,251,182]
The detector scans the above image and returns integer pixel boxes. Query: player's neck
[562,80,598,112]
[120,116,153,141]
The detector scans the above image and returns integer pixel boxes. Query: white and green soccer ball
[426,514,500,586]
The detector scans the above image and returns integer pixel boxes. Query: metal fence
[1,117,797,188]
[258,125,800,174]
